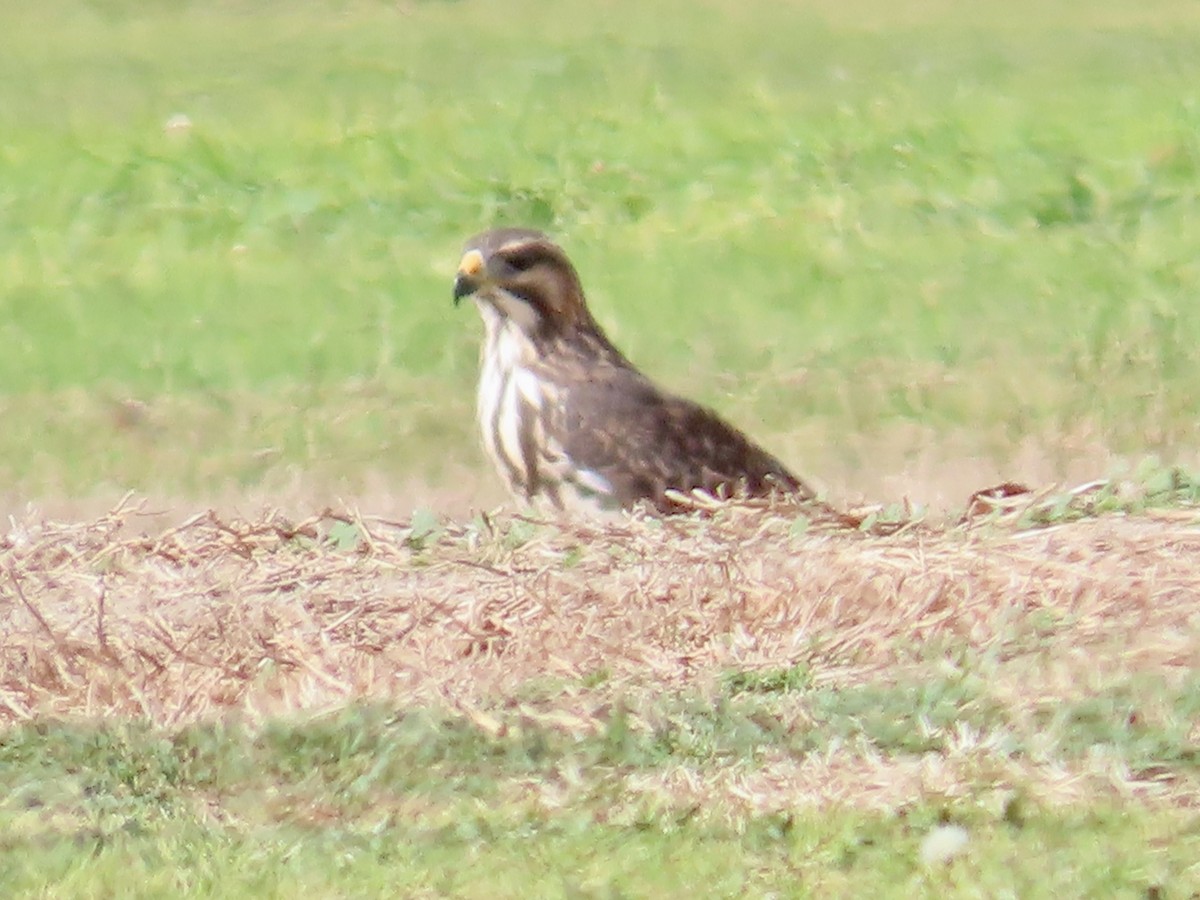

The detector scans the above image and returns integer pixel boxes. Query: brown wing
[550,365,813,513]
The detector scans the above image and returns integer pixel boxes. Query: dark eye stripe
[504,249,542,272]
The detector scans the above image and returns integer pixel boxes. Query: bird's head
[453,228,590,337]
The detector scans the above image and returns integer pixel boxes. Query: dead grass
[2,491,1196,719]
[2,490,1198,811]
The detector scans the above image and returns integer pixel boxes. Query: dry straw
[2,490,1197,732]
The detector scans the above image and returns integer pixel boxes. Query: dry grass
[2,491,1196,718]
[2,490,1198,812]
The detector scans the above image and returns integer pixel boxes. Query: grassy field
[3,0,1200,505]
[3,0,1200,895]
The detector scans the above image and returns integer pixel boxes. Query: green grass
[3,804,1194,898]
[3,678,1199,897]
[3,0,1200,495]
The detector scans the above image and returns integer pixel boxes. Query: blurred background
[2,0,1199,518]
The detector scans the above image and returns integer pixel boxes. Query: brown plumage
[453,227,814,514]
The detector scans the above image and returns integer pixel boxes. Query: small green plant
[406,508,443,550]
[326,520,363,551]
[722,664,812,695]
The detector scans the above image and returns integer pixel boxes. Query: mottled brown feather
[536,339,811,513]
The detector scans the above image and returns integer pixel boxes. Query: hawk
[453,228,814,514]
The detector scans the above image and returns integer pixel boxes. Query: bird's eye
[504,250,539,273]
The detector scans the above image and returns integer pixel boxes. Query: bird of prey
[452,228,814,515]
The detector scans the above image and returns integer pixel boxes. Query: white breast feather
[474,297,618,514]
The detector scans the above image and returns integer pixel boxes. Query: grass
[5,0,1200,894]
[2,691,1198,898]
[5,495,1200,893]
[4,801,1188,898]
[3,0,1200,498]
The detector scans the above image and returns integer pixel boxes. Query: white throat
[472,296,616,514]
[475,299,539,485]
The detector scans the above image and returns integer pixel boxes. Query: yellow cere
[458,249,485,277]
